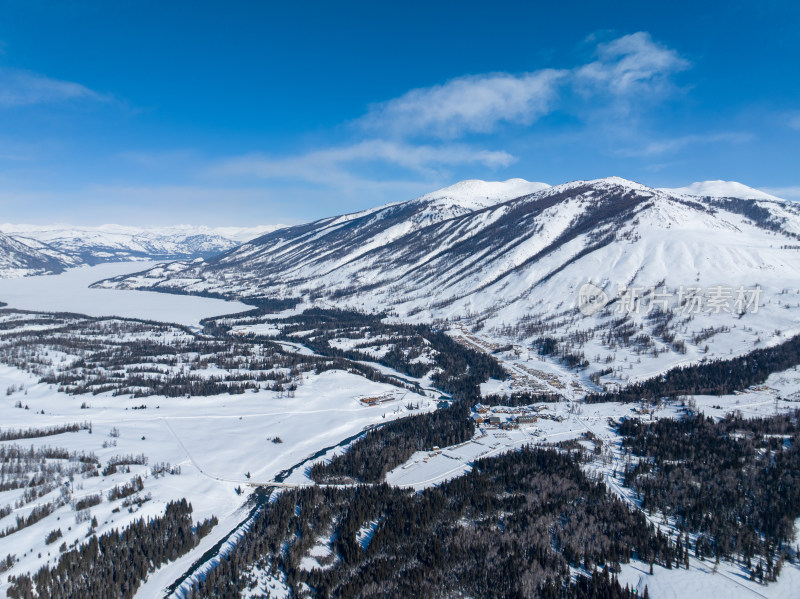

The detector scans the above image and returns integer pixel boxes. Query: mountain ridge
[95,176,800,387]
[660,180,785,201]
[0,231,82,278]
[0,223,287,277]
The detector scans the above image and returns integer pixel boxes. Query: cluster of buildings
[471,403,564,429]
[358,392,400,407]
[451,324,586,396]
[511,363,566,392]
[451,324,506,353]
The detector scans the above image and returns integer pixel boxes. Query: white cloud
[575,32,690,96]
[359,32,688,139]
[213,33,691,193]
[0,67,106,107]
[788,113,800,131]
[618,132,752,157]
[214,139,516,183]
[360,70,568,138]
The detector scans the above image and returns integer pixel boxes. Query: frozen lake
[0,262,249,327]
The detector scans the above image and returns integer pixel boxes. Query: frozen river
[0,262,250,327]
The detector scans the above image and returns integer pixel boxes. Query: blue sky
[0,0,798,226]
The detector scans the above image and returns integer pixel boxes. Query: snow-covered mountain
[0,231,81,278]
[95,177,552,296]
[0,223,287,277]
[659,180,783,201]
[96,176,800,382]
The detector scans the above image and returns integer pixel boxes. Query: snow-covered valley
[0,223,288,280]
[1,178,799,598]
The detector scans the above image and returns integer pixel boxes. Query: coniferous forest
[586,334,800,403]
[309,401,476,483]
[619,412,800,581]
[189,447,661,599]
[2,309,800,597]
[6,499,217,599]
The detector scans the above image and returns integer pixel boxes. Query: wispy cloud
[360,70,568,139]
[617,132,753,157]
[212,32,694,195]
[214,139,516,183]
[788,112,800,131]
[0,67,107,107]
[574,32,690,97]
[359,32,689,139]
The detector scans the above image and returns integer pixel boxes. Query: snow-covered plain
[0,364,431,597]
[0,262,249,327]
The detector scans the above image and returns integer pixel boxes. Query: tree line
[190,447,662,598]
[6,499,217,599]
[619,411,800,582]
[586,334,800,403]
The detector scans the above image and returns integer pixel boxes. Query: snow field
[0,365,430,596]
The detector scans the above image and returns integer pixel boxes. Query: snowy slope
[95,178,552,295]
[197,224,287,243]
[98,176,800,383]
[659,180,800,236]
[660,180,785,201]
[413,178,550,210]
[0,231,80,278]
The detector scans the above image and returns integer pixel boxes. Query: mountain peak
[415,178,551,211]
[659,180,784,202]
[544,176,653,197]
[594,175,645,187]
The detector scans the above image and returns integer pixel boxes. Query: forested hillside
[189,448,661,599]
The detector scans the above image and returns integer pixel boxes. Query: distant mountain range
[0,223,285,278]
[0,231,83,278]
[96,177,800,382]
